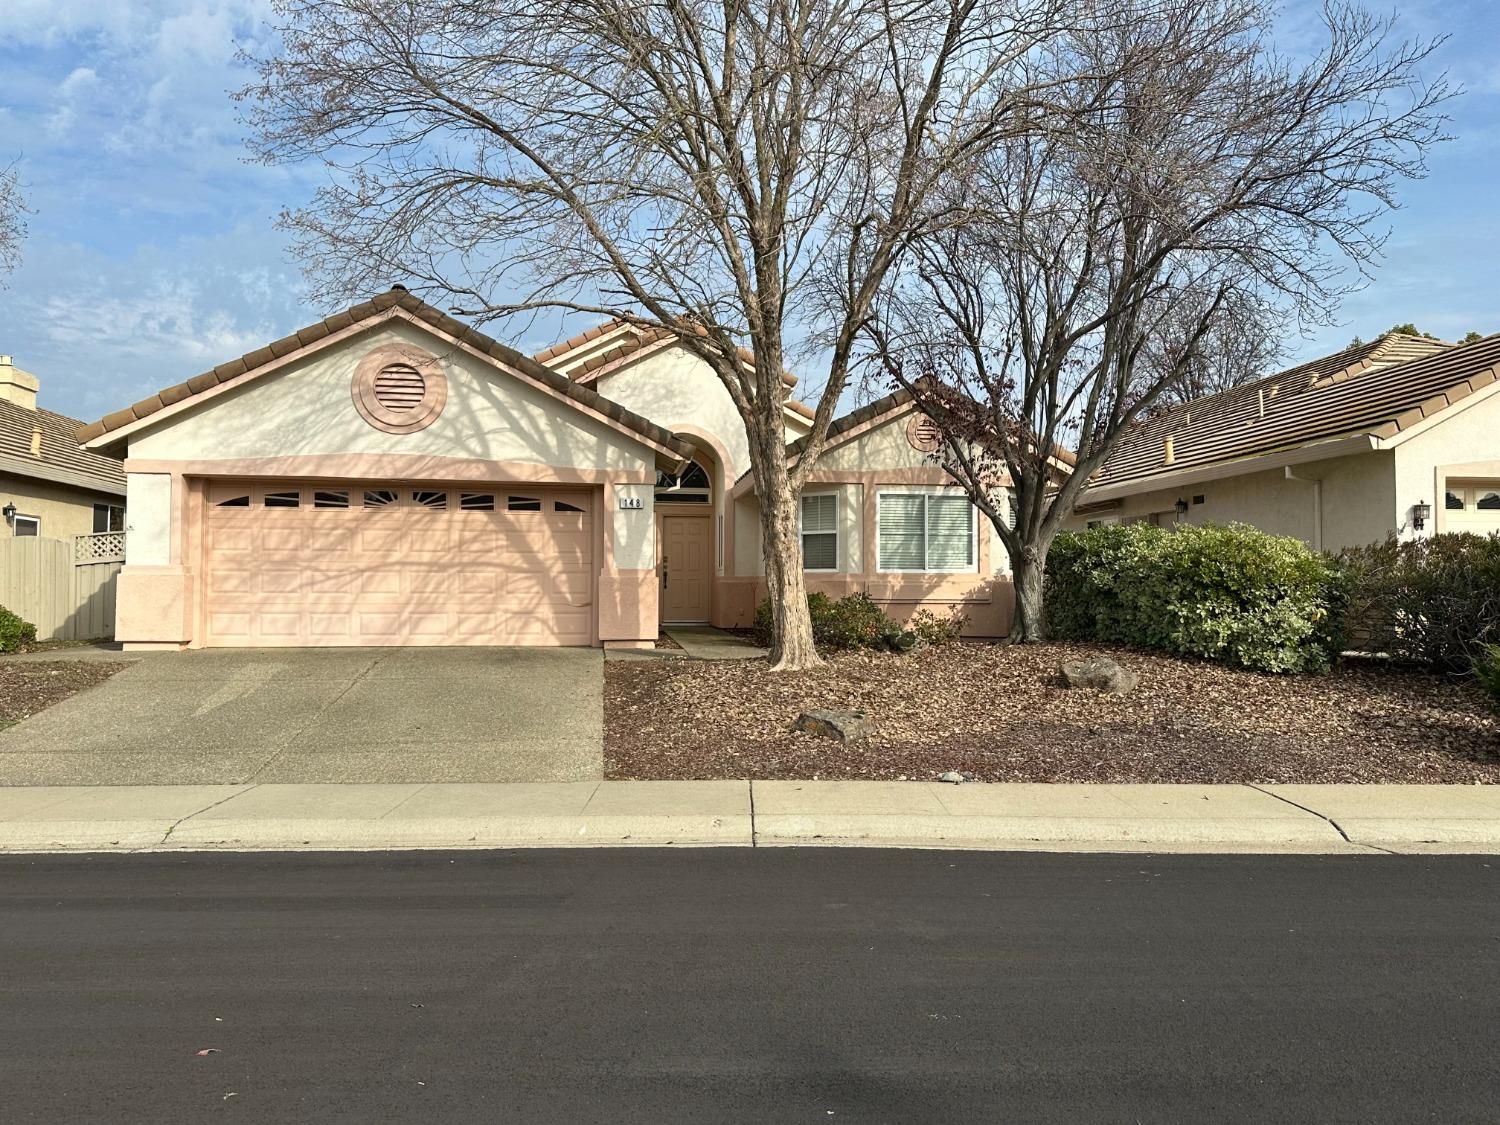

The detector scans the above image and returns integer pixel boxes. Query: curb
[1,782,1498,855]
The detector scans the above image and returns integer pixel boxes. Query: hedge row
[1043,523,1345,673]
[1337,533,1500,676]
[1045,522,1500,688]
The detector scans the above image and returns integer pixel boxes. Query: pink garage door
[202,482,594,647]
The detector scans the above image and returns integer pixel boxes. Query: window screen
[800,493,838,571]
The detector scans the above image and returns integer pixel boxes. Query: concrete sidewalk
[1,780,1498,854]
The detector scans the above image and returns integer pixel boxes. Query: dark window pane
[653,492,708,504]
[264,491,300,508]
[413,490,448,510]
[555,501,584,513]
[215,495,250,508]
[313,491,350,509]
[1446,490,1465,510]
[459,492,496,511]
[14,516,38,537]
[1479,491,1500,511]
[363,489,398,508]
[507,496,542,512]
[679,461,710,488]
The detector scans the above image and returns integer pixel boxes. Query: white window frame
[876,490,978,574]
[800,491,840,572]
[12,514,39,537]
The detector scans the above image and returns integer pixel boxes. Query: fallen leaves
[604,642,1500,784]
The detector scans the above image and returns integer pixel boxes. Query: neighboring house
[79,289,1019,649]
[1070,333,1500,550]
[0,354,126,541]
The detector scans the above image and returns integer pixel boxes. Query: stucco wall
[1070,449,1399,553]
[0,473,118,541]
[125,473,172,565]
[130,320,654,474]
[816,412,935,472]
[594,345,750,480]
[1394,386,1500,539]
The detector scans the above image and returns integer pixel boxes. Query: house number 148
[618,496,644,510]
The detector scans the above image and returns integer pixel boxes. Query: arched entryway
[656,453,716,624]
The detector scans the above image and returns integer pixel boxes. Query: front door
[660,515,712,623]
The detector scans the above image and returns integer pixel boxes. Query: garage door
[1445,481,1500,534]
[202,482,594,647]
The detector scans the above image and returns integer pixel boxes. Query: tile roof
[784,386,1080,466]
[0,398,125,494]
[534,318,801,390]
[1092,332,1494,492]
[76,291,696,462]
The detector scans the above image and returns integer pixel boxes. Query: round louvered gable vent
[373,364,426,412]
[352,345,448,434]
[906,413,942,453]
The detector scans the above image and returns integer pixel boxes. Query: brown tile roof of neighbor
[75,290,696,461]
[0,399,126,494]
[535,318,802,390]
[1092,332,1491,491]
[781,386,1078,469]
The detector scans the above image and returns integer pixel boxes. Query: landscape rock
[938,771,966,783]
[1060,656,1140,696]
[793,708,873,741]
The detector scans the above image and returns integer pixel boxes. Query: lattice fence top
[75,531,125,563]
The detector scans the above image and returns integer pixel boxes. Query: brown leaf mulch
[0,661,128,727]
[604,642,1500,784]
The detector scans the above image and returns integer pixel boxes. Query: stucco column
[117,471,194,648]
[597,481,657,649]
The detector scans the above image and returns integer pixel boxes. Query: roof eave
[0,454,127,497]
[1080,433,1381,503]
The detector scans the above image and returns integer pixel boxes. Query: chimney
[0,356,39,411]
[1164,435,1176,465]
[29,426,40,457]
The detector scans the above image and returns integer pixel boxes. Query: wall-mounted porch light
[1,502,15,525]
[1412,500,1432,531]
[1174,498,1190,515]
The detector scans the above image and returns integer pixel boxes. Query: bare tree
[0,161,27,283]
[867,0,1448,642]
[238,0,1077,669]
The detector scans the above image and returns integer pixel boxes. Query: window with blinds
[801,493,839,571]
[878,492,974,571]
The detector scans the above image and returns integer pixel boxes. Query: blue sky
[0,0,1496,423]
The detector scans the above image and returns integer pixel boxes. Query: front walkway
[0,647,604,785]
[1,780,1496,854]
[662,626,768,660]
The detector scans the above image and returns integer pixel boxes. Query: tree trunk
[1009,545,1048,644]
[758,458,820,671]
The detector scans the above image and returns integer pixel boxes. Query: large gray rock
[793,708,873,741]
[1060,656,1140,697]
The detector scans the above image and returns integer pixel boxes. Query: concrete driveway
[0,648,604,785]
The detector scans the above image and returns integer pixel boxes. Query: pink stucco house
[78,289,1017,649]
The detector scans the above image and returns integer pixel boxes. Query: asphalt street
[1,849,1496,1123]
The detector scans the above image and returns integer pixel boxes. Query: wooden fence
[0,532,124,641]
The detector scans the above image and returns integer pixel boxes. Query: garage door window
[460,492,496,511]
[313,490,349,508]
[508,496,542,512]
[216,494,250,508]
[264,491,299,508]
[364,489,398,508]
[413,490,448,510]
[1480,490,1500,510]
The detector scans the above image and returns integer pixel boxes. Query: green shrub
[907,606,967,646]
[1339,533,1500,675]
[0,606,37,653]
[751,591,904,652]
[1475,645,1500,711]
[1044,522,1344,673]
